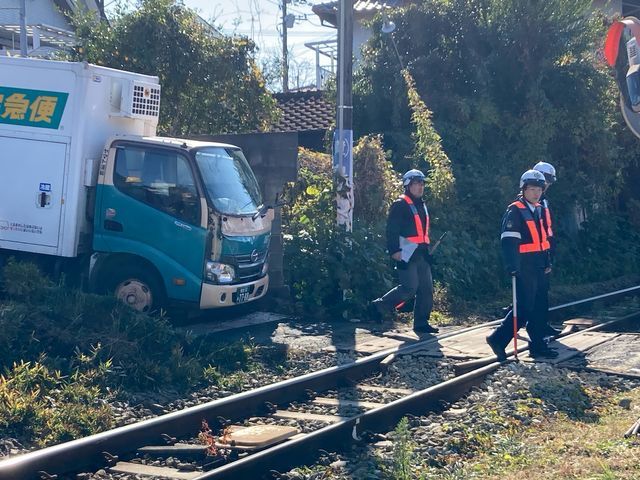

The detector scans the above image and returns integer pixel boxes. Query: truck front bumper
[199,275,269,309]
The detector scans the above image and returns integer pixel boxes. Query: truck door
[0,135,66,253]
[94,144,207,302]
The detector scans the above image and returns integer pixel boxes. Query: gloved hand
[426,252,436,266]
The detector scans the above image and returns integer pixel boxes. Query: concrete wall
[191,132,298,295]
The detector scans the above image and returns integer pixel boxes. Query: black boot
[529,343,559,359]
[413,323,439,335]
[370,299,392,323]
[542,324,561,339]
[486,334,507,362]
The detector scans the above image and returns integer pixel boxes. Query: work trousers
[489,265,548,349]
[541,271,550,327]
[378,252,433,327]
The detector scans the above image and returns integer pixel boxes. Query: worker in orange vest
[486,169,558,360]
[533,161,561,339]
[371,169,438,335]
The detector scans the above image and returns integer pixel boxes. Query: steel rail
[0,319,513,480]
[195,308,640,479]
[195,362,502,479]
[548,284,640,311]
[0,322,504,480]
[0,285,638,480]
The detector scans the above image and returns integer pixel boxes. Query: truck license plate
[233,286,251,304]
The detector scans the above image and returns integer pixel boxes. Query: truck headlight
[627,64,640,112]
[205,261,235,284]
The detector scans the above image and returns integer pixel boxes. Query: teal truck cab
[90,137,272,312]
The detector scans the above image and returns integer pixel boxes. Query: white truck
[0,57,273,312]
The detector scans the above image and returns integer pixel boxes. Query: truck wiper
[251,193,285,220]
[252,204,268,221]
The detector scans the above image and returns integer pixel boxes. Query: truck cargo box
[0,57,160,257]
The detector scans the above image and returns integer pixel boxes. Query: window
[114,146,200,226]
[195,147,262,215]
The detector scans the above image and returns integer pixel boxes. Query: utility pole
[19,0,28,57]
[282,0,289,93]
[334,0,354,231]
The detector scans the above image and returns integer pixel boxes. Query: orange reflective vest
[400,194,430,244]
[541,199,553,237]
[510,200,550,253]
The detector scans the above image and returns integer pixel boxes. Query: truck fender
[89,253,167,313]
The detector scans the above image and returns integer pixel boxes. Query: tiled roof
[312,0,410,26]
[271,90,334,133]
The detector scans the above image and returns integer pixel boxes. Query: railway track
[1,286,639,480]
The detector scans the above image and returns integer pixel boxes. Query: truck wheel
[108,266,166,314]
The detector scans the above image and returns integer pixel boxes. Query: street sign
[332,128,353,179]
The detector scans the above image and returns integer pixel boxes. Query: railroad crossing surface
[183,309,640,377]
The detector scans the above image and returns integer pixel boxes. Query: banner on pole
[332,129,353,182]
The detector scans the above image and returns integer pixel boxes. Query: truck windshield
[195,147,262,215]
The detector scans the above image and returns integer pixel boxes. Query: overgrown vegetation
[0,259,201,389]
[382,417,417,480]
[0,260,287,447]
[403,69,455,205]
[0,360,113,447]
[283,0,640,318]
[283,139,401,319]
[430,384,640,479]
[371,0,640,290]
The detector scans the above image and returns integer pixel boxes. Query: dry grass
[466,387,640,480]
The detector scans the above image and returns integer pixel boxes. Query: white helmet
[402,169,426,186]
[519,169,546,189]
[533,161,556,183]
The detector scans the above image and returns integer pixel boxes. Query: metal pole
[511,275,519,360]
[334,0,353,231]
[315,48,321,88]
[282,0,289,93]
[19,0,28,57]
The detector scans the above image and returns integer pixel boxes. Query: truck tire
[107,266,166,314]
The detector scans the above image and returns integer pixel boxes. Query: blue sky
[108,1,335,70]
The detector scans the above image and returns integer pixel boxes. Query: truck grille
[220,249,268,283]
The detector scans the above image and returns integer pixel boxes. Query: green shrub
[554,213,640,283]
[352,135,402,224]
[382,417,416,480]
[0,260,282,448]
[1,258,54,300]
[350,0,640,302]
[0,359,113,446]
[283,141,399,319]
[0,260,205,389]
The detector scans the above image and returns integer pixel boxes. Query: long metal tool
[512,275,519,360]
[428,231,448,255]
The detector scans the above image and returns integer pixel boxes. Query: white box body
[0,57,160,257]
